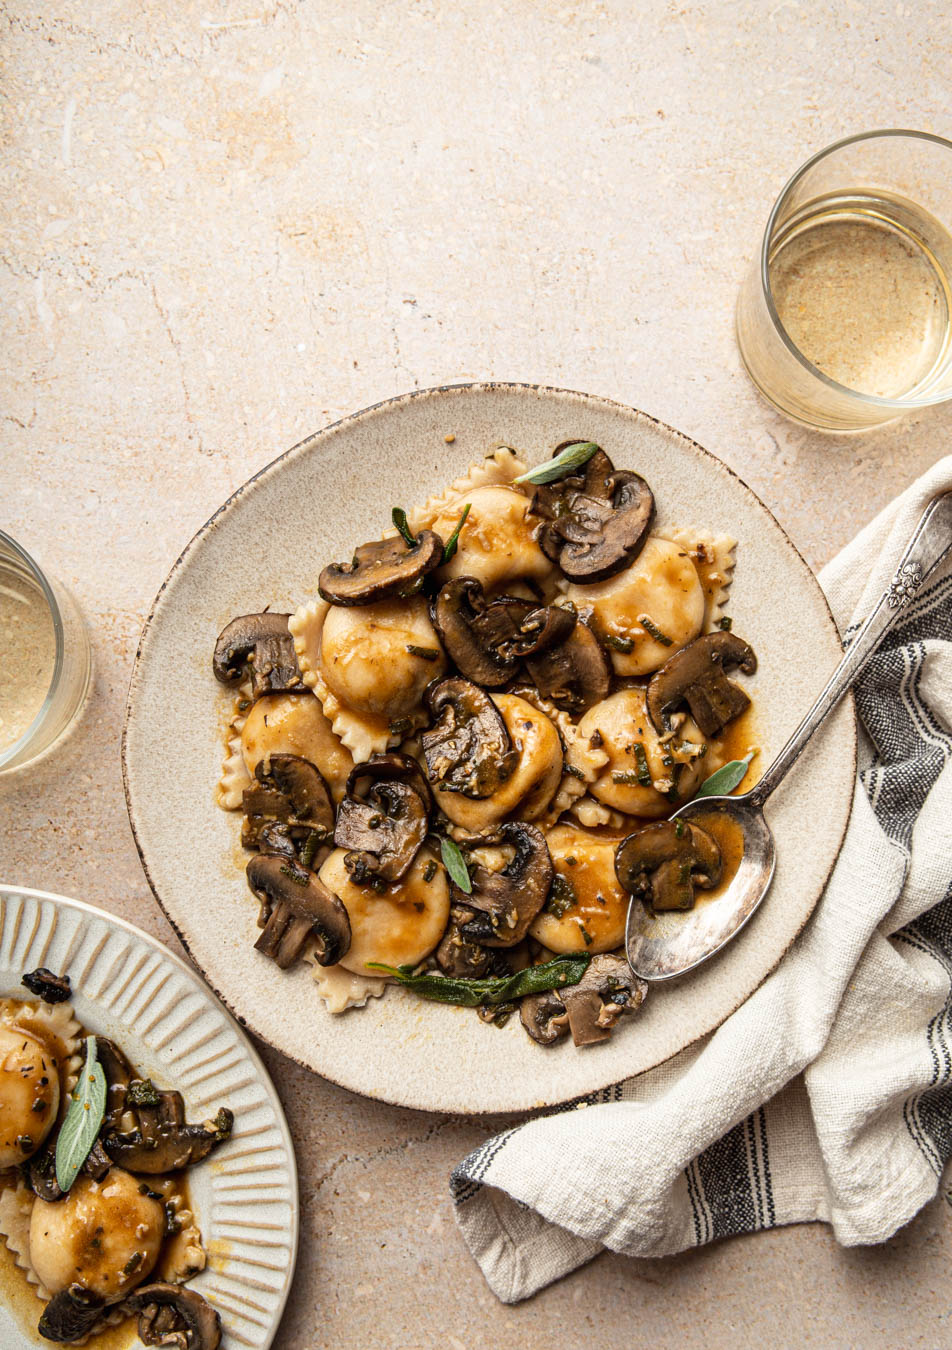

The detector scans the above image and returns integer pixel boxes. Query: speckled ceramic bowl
[123,383,855,1114]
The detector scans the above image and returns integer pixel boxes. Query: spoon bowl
[626,794,775,981]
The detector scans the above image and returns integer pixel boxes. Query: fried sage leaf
[440,503,471,563]
[366,954,591,1007]
[55,1036,107,1193]
[514,441,600,486]
[694,751,756,799]
[391,507,416,547]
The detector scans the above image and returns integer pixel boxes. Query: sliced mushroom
[422,677,519,798]
[241,753,335,850]
[103,1086,233,1174]
[615,819,722,912]
[318,530,444,606]
[130,1284,222,1350]
[646,631,757,737]
[530,448,655,584]
[432,579,577,687]
[345,751,433,814]
[457,822,554,948]
[96,1035,136,1133]
[519,989,571,1046]
[435,904,493,978]
[558,954,648,1046]
[246,853,351,968]
[334,780,428,884]
[37,1284,105,1343]
[524,618,610,713]
[21,967,71,1004]
[213,613,303,699]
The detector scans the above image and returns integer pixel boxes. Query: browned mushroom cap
[519,989,571,1046]
[103,1085,233,1174]
[38,1285,105,1343]
[246,853,351,968]
[130,1284,222,1350]
[318,530,444,606]
[432,579,576,687]
[531,448,655,584]
[21,967,71,1004]
[435,904,493,978]
[558,954,648,1046]
[456,822,554,948]
[241,754,335,851]
[524,618,610,714]
[345,751,433,814]
[422,677,519,799]
[213,613,303,699]
[334,780,429,885]
[646,631,757,737]
[615,819,722,912]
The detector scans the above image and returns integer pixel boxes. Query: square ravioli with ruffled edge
[212,440,759,1048]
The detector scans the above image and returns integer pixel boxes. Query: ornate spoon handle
[747,491,952,809]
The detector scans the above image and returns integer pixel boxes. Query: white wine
[0,549,56,752]
[768,191,952,399]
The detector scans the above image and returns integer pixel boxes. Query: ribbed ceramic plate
[0,886,297,1350]
[123,383,856,1114]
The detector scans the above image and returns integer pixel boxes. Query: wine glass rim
[0,529,66,772]
[759,128,952,409]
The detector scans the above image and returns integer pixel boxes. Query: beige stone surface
[2,2,952,1347]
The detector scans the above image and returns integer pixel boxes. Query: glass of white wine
[0,531,91,773]
[736,129,952,431]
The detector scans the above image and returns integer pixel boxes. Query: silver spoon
[626,489,952,982]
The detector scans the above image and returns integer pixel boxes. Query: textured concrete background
[3,2,952,1346]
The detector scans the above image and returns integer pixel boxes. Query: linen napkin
[451,456,952,1303]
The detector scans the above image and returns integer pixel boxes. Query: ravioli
[240,690,354,799]
[565,535,705,675]
[577,686,715,817]
[431,485,554,592]
[0,1026,60,1168]
[530,823,630,954]
[319,596,446,717]
[319,845,450,974]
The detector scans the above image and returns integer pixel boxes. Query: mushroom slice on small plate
[213,612,303,700]
[615,819,723,912]
[37,1287,106,1345]
[130,1283,222,1350]
[246,853,351,969]
[646,630,757,737]
[318,531,444,606]
[421,677,519,798]
[334,779,429,885]
[456,821,554,948]
[102,1084,234,1174]
[530,447,655,584]
[558,954,648,1046]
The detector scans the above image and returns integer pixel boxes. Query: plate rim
[0,882,300,1348]
[121,380,857,1113]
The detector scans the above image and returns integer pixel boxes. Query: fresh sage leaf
[440,503,471,564]
[694,751,756,799]
[366,954,591,1007]
[440,836,472,894]
[514,441,600,486]
[391,507,416,547]
[55,1036,107,1193]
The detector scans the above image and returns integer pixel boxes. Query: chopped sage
[612,770,641,786]
[55,1037,107,1194]
[391,507,416,547]
[545,873,577,918]
[439,836,472,894]
[279,863,309,886]
[603,632,635,654]
[719,616,733,631]
[694,751,756,799]
[406,644,440,661]
[633,743,652,786]
[513,441,600,486]
[638,613,673,646]
[578,923,594,946]
[441,503,471,564]
[366,954,591,1007]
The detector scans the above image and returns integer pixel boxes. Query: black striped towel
[450,457,952,1302]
